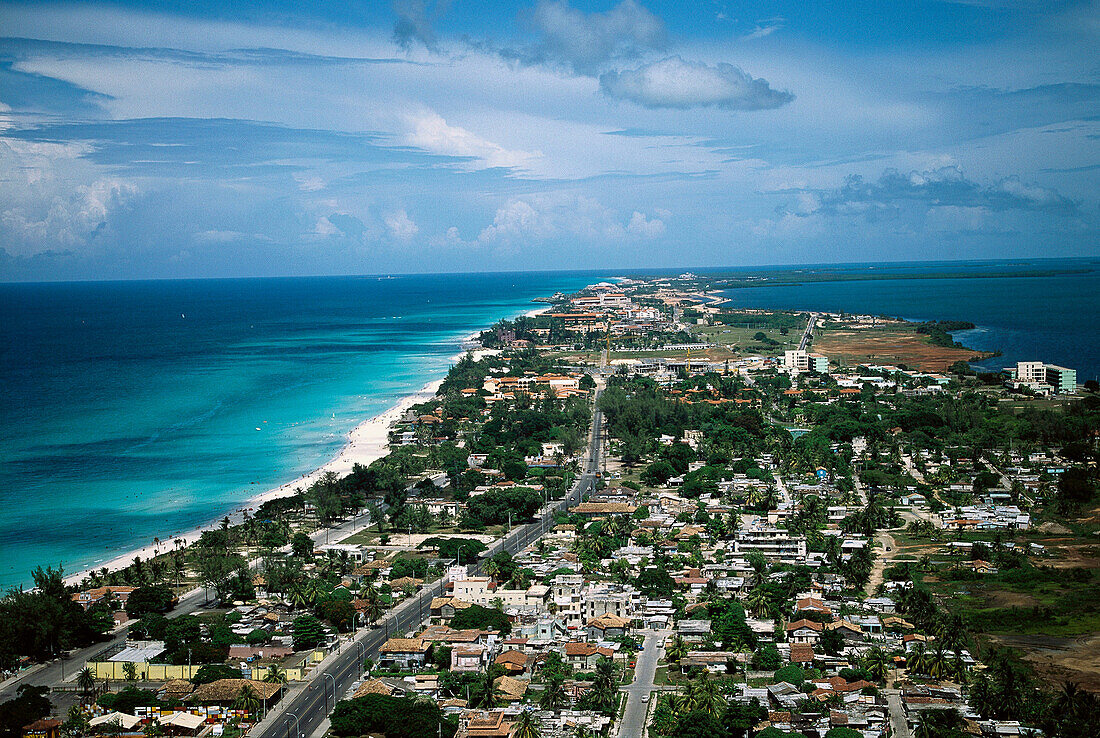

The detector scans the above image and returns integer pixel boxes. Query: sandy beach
[61,337,514,586]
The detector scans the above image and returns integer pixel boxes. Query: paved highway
[250,386,605,738]
[616,629,665,738]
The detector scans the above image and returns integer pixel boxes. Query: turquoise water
[714,259,1100,381]
[0,272,597,588]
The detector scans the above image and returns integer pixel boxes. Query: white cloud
[384,209,420,240]
[314,216,341,236]
[599,56,794,110]
[627,210,665,237]
[520,0,666,74]
[404,110,540,170]
[478,192,664,245]
[0,137,136,257]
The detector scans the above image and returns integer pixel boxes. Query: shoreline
[61,324,529,587]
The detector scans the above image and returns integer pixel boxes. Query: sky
[0,0,1097,281]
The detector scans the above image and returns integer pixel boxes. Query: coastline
[62,331,519,587]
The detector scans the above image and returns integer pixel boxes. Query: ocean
[713,259,1100,381]
[0,272,596,589]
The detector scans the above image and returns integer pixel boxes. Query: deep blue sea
[0,272,597,588]
[714,259,1100,381]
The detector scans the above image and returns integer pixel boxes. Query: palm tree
[926,644,951,680]
[861,647,892,683]
[484,558,502,582]
[539,673,568,711]
[676,675,725,718]
[667,634,689,668]
[361,590,384,625]
[64,704,89,738]
[907,642,928,676]
[471,667,503,709]
[262,665,287,684]
[233,684,261,719]
[512,711,541,738]
[743,586,772,617]
[287,582,311,610]
[77,667,97,702]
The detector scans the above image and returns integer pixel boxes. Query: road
[798,313,818,351]
[885,689,912,738]
[617,630,665,738]
[250,382,606,738]
[8,378,604,738]
[0,502,381,701]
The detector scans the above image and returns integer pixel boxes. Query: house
[22,719,61,738]
[790,643,815,666]
[451,644,486,672]
[71,586,137,610]
[562,643,614,670]
[352,679,398,698]
[161,712,206,736]
[785,619,823,644]
[493,649,532,675]
[586,613,631,640]
[570,502,638,516]
[186,679,283,706]
[493,676,529,702]
[794,597,831,616]
[827,620,865,641]
[379,638,431,669]
[430,596,473,620]
[464,712,513,737]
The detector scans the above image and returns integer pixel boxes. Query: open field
[691,324,802,355]
[814,325,995,371]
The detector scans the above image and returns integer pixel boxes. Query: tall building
[1009,361,1077,394]
[784,350,829,374]
[1044,365,1077,394]
[1015,361,1046,384]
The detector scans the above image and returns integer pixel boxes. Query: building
[1045,365,1077,393]
[1008,361,1077,393]
[379,638,431,669]
[783,350,829,374]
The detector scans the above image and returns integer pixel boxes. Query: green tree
[291,614,327,650]
[233,684,261,719]
[291,533,314,558]
[512,711,541,738]
[124,585,175,618]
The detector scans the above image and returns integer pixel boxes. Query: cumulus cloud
[513,0,666,75]
[599,56,794,110]
[384,209,419,240]
[627,210,665,237]
[404,110,539,170]
[393,0,451,51]
[0,137,136,257]
[477,192,664,244]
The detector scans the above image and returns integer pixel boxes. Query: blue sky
[0,0,1097,280]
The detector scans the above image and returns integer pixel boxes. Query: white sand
[64,376,445,586]
[62,308,544,587]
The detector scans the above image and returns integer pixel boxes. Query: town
[2,276,1098,738]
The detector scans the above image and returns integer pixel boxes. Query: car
[641,694,650,703]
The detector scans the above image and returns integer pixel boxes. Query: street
[249,384,605,738]
[617,629,665,738]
